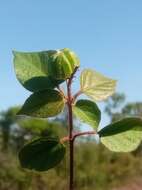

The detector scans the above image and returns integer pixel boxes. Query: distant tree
[0,105,68,152]
[104,92,126,122]
[105,93,142,121]
[122,102,142,117]
[0,106,20,151]
[19,118,67,138]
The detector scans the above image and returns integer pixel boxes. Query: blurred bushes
[0,142,142,190]
[0,104,142,190]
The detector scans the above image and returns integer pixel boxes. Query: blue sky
[0,0,142,125]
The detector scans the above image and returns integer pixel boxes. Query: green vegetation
[12,48,142,190]
[0,97,142,189]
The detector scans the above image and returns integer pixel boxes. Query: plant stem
[73,90,82,102]
[67,84,74,190]
[72,131,96,141]
[67,67,78,190]
[60,131,96,143]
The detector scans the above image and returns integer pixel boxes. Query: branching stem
[67,67,78,190]
[73,90,82,103]
[72,131,96,141]
[60,131,96,143]
[57,85,67,100]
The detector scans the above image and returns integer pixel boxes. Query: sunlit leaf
[98,118,142,152]
[19,137,66,171]
[80,69,117,101]
[73,99,101,129]
[18,90,65,118]
[13,50,63,92]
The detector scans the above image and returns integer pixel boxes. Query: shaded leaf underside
[18,89,65,118]
[19,137,66,171]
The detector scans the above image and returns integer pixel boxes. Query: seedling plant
[13,48,142,190]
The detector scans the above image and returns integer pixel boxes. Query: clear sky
[0,0,142,123]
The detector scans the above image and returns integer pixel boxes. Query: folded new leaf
[80,69,117,101]
[48,48,80,79]
[98,118,142,152]
[18,90,65,118]
[73,99,101,129]
[19,137,66,171]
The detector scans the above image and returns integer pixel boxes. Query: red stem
[72,131,96,141]
[60,131,96,143]
[67,100,74,190]
[67,67,78,190]
[73,90,82,103]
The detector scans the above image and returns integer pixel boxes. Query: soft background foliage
[0,93,142,190]
[1,1,142,189]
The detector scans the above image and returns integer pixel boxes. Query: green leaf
[19,137,66,171]
[73,99,101,129]
[13,50,63,92]
[18,90,65,118]
[80,69,117,101]
[48,48,80,79]
[98,118,142,152]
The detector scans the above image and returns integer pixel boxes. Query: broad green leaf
[19,137,66,171]
[80,69,117,101]
[18,90,65,118]
[48,48,80,79]
[73,99,101,129]
[98,118,142,152]
[13,51,63,92]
